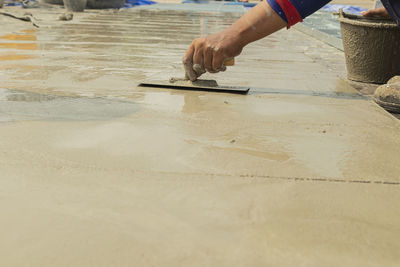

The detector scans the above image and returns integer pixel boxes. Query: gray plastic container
[63,0,87,12]
[86,0,126,9]
[40,0,64,4]
[338,11,400,84]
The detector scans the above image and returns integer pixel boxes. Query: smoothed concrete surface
[0,5,399,267]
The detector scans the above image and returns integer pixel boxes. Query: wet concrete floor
[0,5,399,267]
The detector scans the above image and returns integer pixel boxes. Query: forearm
[224,1,287,48]
[183,0,333,80]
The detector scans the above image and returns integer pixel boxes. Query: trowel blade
[139,77,250,94]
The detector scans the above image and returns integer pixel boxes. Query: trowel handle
[224,58,235,66]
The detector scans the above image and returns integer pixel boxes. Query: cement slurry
[0,5,399,267]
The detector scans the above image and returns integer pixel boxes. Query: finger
[205,47,219,73]
[191,48,206,81]
[361,9,377,17]
[212,48,225,71]
[203,47,214,73]
[193,47,204,76]
[362,7,390,18]
[193,64,206,75]
[183,44,197,81]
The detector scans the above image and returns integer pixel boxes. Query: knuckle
[195,38,205,46]
[215,46,223,53]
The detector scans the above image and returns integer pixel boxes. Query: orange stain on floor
[0,54,35,61]
[0,30,38,50]
[20,29,37,34]
[0,33,37,41]
[0,43,38,50]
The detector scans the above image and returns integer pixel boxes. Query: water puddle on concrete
[0,88,140,122]
[139,92,184,113]
[215,146,290,162]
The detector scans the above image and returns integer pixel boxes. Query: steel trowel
[139,58,250,94]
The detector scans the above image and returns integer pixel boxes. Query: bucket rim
[338,12,400,30]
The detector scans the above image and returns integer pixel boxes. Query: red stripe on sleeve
[275,0,303,28]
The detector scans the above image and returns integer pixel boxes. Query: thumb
[361,7,390,18]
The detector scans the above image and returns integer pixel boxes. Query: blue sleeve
[266,0,332,23]
[381,0,400,26]
[266,0,288,22]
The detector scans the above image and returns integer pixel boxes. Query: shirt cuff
[266,0,303,28]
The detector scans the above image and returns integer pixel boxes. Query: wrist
[221,27,248,52]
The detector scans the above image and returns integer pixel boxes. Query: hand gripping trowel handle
[224,58,235,67]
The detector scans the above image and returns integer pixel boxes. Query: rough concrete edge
[135,3,247,14]
[343,78,380,96]
[371,97,400,121]
[342,77,400,121]
[293,23,344,51]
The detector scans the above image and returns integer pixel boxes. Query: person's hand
[182,1,287,81]
[361,7,390,18]
[182,29,244,81]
